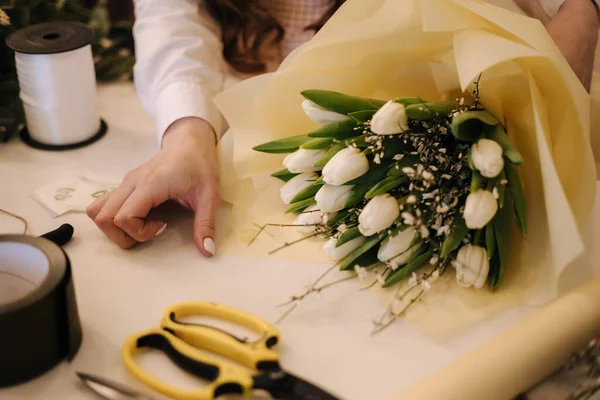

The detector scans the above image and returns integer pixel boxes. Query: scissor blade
[261,372,341,400]
[283,374,341,400]
[76,372,155,400]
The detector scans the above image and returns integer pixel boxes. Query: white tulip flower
[322,147,369,186]
[315,184,354,213]
[471,139,504,178]
[322,235,366,261]
[302,100,351,125]
[283,148,327,173]
[358,194,400,236]
[293,205,323,233]
[463,190,498,229]
[377,227,419,265]
[370,100,408,135]
[455,244,489,289]
[280,172,318,205]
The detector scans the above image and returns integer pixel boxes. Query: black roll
[0,235,82,387]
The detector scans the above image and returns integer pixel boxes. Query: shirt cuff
[155,81,224,145]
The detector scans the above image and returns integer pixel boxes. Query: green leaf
[327,209,350,227]
[484,124,524,166]
[271,169,299,182]
[504,161,527,235]
[387,155,420,177]
[344,184,371,208]
[365,176,408,199]
[290,183,323,204]
[470,170,483,193]
[496,171,506,208]
[405,101,458,120]
[89,4,111,37]
[467,150,476,170]
[339,234,386,271]
[348,110,375,123]
[383,249,433,288]
[440,214,469,258]
[347,161,390,185]
[300,137,335,150]
[301,89,386,114]
[485,222,496,260]
[336,226,362,247]
[394,97,426,107]
[487,250,501,290]
[346,136,368,148]
[382,139,413,159]
[492,191,512,290]
[351,248,382,270]
[307,119,360,139]
[451,110,499,142]
[314,143,346,168]
[285,197,316,214]
[253,134,311,154]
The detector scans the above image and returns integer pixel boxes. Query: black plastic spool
[6,21,107,151]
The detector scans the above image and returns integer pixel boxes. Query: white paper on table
[30,174,119,217]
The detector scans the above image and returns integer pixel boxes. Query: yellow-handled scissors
[83,301,341,400]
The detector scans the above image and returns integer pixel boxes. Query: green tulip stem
[473,229,483,245]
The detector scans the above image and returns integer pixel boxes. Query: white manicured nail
[155,223,167,236]
[203,237,216,256]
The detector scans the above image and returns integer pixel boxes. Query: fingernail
[203,237,216,256]
[155,223,167,236]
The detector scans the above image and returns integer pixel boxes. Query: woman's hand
[86,117,219,257]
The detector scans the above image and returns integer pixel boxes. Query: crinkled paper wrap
[214,0,597,334]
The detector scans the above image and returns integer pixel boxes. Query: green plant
[0,0,135,143]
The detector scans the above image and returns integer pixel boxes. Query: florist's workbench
[1,82,599,400]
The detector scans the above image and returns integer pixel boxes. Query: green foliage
[0,0,134,142]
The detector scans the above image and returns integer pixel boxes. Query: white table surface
[0,82,597,400]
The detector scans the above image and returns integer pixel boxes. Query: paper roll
[397,277,600,400]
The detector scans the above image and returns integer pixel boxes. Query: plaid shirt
[256,0,334,72]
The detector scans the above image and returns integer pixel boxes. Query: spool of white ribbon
[7,22,102,147]
[15,45,100,146]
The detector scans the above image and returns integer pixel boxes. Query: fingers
[192,187,220,257]
[89,185,137,249]
[86,187,116,220]
[114,186,167,242]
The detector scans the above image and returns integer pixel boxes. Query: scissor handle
[160,302,281,371]
[122,328,254,400]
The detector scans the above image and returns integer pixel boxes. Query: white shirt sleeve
[132,0,227,144]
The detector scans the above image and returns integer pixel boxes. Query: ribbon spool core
[0,242,50,306]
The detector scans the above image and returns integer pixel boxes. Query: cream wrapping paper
[398,274,600,400]
[214,0,598,334]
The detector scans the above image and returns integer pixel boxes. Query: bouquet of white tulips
[253,85,526,292]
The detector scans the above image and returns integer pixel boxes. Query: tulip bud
[293,205,323,233]
[463,190,498,229]
[283,148,327,173]
[322,235,366,261]
[302,100,351,125]
[315,184,354,213]
[471,139,504,178]
[358,194,400,236]
[377,227,419,265]
[370,100,408,135]
[455,244,489,289]
[280,172,318,205]
[322,147,369,186]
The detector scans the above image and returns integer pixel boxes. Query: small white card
[31,174,120,217]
